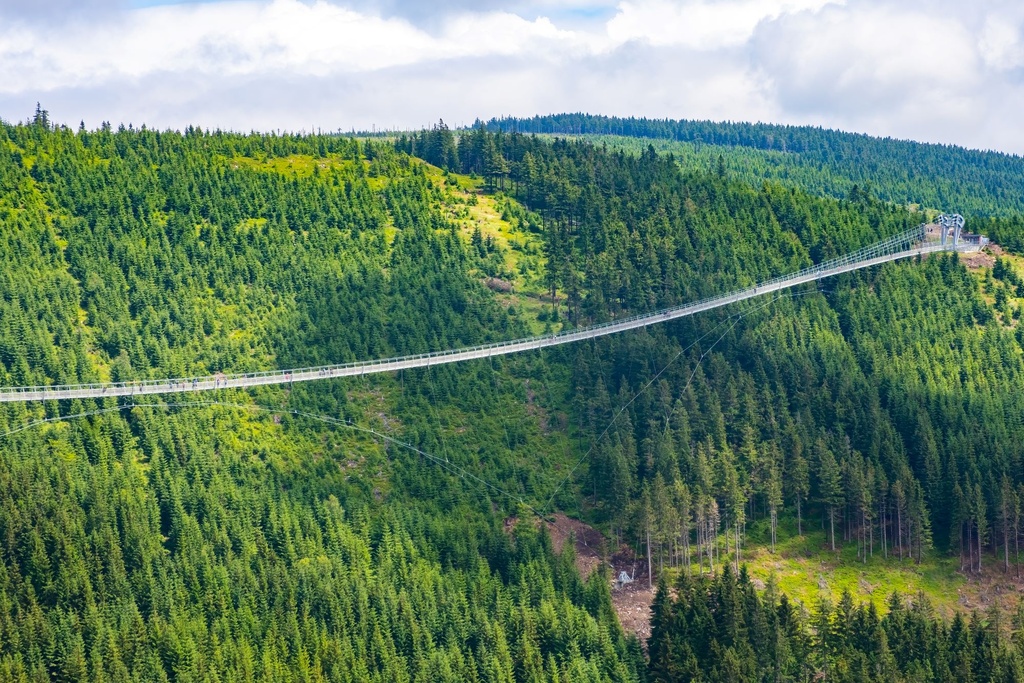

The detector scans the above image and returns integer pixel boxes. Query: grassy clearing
[420,164,563,334]
[632,507,1024,624]
[424,167,529,272]
[738,516,967,617]
[228,153,358,177]
[965,247,1024,328]
[648,513,975,619]
[494,292,564,336]
[742,516,1024,620]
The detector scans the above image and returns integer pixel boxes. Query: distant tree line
[477,113,1024,217]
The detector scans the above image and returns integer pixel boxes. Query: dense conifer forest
[648,567,1024,682]
[4,109,1024,680]
[482,113,1024,217]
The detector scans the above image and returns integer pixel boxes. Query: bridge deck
[0,241,975,403]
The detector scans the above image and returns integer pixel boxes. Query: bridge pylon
[937,213,965,248]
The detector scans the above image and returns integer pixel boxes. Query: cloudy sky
[1,0,1023,153]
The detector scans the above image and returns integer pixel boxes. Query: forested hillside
[403,123,1024,671]
[0,116,643,682]
[482,114,1024,217]
[647,568,1024,682]
[4,112,1024,681]
[401,124,1024,573]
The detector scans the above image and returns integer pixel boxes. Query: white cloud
[0,0,599,94]
[744,2,1024,151]
[751,5,978,114]
[606,0,838,50]
[979,13,1024,71]
[1,0,1024,154]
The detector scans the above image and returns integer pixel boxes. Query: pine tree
[767,463,783,554]
[674,480,693,574]
[788,444,810,537]
[816,441,844,551]
[1001,476,1015,573]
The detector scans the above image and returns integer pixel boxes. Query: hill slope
[0,120,643,682]
[483,113,1024,217]
[4,116,1024,680]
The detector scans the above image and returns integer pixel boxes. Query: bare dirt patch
[954,563,1024,615]
[961,249,997,270]
[545,513,607,579]
[548,518,657,640]
[611,581,655,641]
[506,514,658,640]
[607,545,657,641]
[484,277,514,293]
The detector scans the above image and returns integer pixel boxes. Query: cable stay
[0,287,825,578]
[0,288,821,519]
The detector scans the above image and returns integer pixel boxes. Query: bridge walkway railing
[0,226,974,403]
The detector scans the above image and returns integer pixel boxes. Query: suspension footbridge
[0,220,982,404]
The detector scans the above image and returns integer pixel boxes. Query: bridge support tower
[937,213,965,248]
